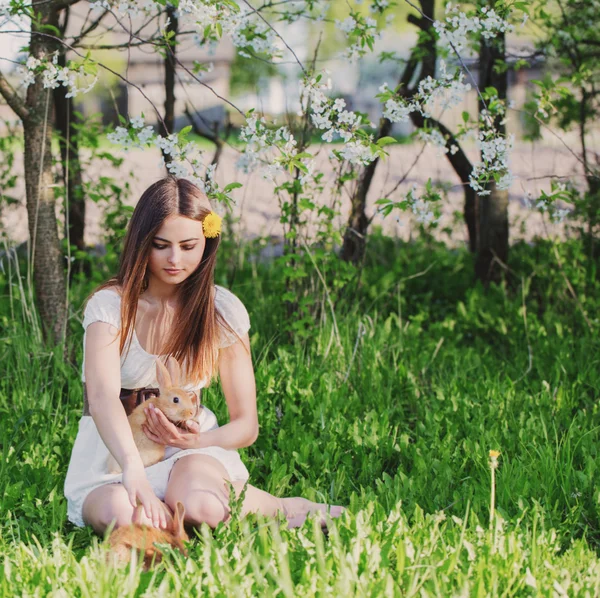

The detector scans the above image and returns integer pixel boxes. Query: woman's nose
[167,247,180,264]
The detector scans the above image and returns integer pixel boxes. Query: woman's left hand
[142,403,202,450]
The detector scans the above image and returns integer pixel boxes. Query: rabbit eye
[173,397,180,404]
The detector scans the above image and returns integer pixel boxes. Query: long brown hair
[91,176,236,385]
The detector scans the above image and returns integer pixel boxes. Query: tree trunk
[474,183,509,281]
[23,2,67,344]
[464,187,478,252]
[476,9,509,284]
[54,51,86,255]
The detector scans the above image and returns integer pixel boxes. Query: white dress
[64,285,251,527]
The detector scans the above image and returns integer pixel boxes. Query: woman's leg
[82,483,165,535]
[164,454,282,528]
[165,454,345,529]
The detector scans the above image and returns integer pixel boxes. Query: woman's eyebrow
[153,236,199,243]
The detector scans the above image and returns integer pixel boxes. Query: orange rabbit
[107,500,189,569]
[106,356,200,474]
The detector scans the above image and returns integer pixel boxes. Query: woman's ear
[156,357,172,389]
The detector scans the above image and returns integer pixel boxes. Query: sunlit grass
[1,233,600,595]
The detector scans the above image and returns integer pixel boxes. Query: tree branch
[53,0,84,10]
[0,70,29,120]
[70,8,111,46]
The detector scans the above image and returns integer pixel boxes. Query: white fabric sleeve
[82,289,121,331]
[215,286,251,349]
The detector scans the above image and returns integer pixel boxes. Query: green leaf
[223,182,243,193]
[38,23,61,36]
[294,160,308,173]
[377,136,397,147]
[221,0,241,11]
[178,125,193,140]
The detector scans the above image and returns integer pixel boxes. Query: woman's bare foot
[281,497,346,529]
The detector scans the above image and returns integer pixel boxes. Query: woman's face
[147,214,206,287]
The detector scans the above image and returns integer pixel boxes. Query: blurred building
[62,1,235,131]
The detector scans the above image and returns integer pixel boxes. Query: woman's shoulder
[214,285,251,342]
[91,285,122,300]
[85,285,122,309]
[82,285,122,330]
[214,285,249,315]
[214,284,242,304]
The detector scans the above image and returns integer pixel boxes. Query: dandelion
[489,449,500,529]
[202,212,222,238]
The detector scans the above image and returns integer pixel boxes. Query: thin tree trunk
[54,50,86,255]
[23,1,67,344]
[340,118,392,264]
[340,1,436,264]
[475,11,509,284]
[162,4,177,144]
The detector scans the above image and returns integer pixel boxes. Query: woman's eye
[152,243,196,251]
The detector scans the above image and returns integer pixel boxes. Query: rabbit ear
[173,501,186,538]
[165,356,182,386]
[156,358,172,390]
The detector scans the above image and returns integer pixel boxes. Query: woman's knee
[83,485,142,533]
[166,490,228,529]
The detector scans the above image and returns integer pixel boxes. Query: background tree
[0,0,521,343]
[0,0,69,345]
[531,0,600,257]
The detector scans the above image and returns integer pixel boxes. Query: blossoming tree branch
[0,0,567,342]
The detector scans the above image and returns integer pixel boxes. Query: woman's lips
[164,268,182,275]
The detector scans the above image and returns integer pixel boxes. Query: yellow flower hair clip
[202,211,222,238]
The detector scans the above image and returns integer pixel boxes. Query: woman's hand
[121,457,169,529]
[142,402,201,450]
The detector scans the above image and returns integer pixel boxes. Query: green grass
[1,232,600,595]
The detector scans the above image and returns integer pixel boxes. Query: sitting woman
[64,176,344,533]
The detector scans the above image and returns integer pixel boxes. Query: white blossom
[338,140,377,165]
[130,116,145,129]
[418,129,448,155]
[17,52,97,98]
[383,98,416,123]
[469,132,514,195]
[335,16,357,33]
[299,73,378,166]
[434,3,513,52]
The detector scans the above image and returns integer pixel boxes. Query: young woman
[64,177,344,533]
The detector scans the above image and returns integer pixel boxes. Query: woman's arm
[143,332,259,450]
[85,321,169,528]
[85,322,142,466]
[205,332,259,448]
